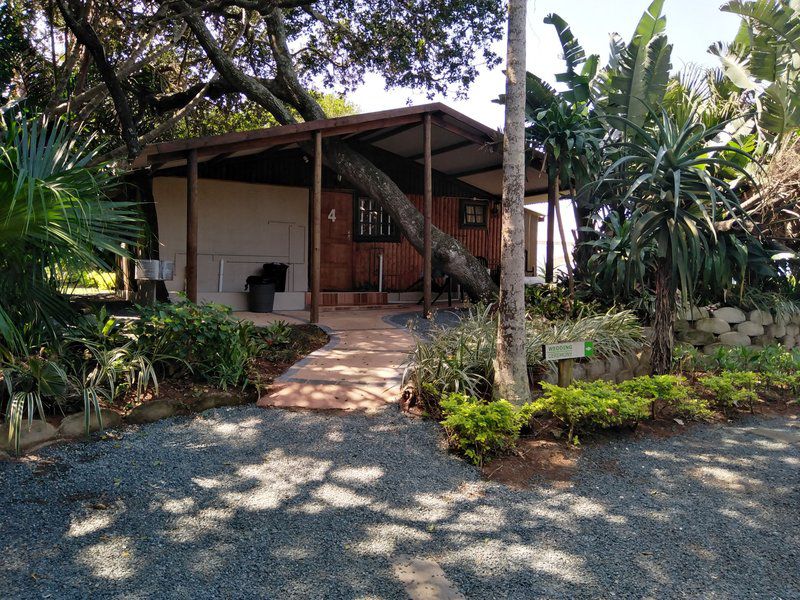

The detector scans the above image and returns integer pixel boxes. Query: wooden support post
[423,113,433,318]
[186,149,198,303]
[311,131,322,324]
[557,358,574,388]
[545,174,558,283]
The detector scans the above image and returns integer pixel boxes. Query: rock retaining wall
[675,307,800,354]
[542,346,653,386]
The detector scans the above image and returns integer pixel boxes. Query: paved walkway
[239,308,416,411]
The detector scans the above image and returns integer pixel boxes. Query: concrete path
[239,308,416,411]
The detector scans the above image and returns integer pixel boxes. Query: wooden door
[320,191,354,290]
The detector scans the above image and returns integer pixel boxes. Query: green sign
[543,341,594,361]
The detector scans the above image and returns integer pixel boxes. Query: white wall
[153,177,309,309]
[526,197,576,278]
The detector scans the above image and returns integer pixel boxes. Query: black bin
[262,263,289,293]
[245,276,276,313]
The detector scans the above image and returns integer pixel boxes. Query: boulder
[634,363,651,377]
[572,364,586,381]
[748,310,769,325]
[193,390,247,412]
[677,329,716,346]
[775,314,790,327]
[736,321,765,337]
[713,307,747,324]
[696,318,731,335]
[605,356,623,377]
[0,420,58,453]
[767,323,787,339]
[616,369,635,383]
[622,351,640,371]
[792,313,800,325]
[785,323,800,337]
[58,409,123,438]
[586,360,607,381]
[781,334,796,350]
[126,400,178,424]
[718,331,752,347]
[677,305,707,321]
[674,319,692,333]
[753,334,774,347]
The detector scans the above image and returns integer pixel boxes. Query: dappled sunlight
[68,512,115,537]
[78,535,136,580]
[352,523,432,555]
[168,507,236,543]
[689,465,763,492]
[160,497,196,514]
[312,483,374,508]
[443,504,507,533]
[332,465,384,484]
[222,453,331,511]
[2,406,797,598]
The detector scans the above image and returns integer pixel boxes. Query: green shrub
[440,393,521,466]
[618,375,712,420]
[527,381,651,444]
[135,301,262,389]
[403,304,644,401]
[699,371,761,414]
[525,284,599,320]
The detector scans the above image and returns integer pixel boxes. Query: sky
[349,0,742,128]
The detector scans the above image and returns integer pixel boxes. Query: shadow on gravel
[1,408,798,598]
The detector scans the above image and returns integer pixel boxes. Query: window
[355,196,399,242]
[460,199,488,228]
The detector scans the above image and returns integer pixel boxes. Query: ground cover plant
[403,303,645,407]
[1,301,327,454]
[418,338,800,466]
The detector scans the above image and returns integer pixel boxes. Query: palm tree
[0,111,142,352]
[494,0,530,404]
[594,109,756,373]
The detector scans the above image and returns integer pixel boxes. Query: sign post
[542,341,594,387]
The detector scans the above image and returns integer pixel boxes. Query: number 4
[327,209,336,222]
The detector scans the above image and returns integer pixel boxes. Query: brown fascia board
[134,102,505,169]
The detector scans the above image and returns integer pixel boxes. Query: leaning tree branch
[56,0,141,158]
[99,77,218,163]
[177,0,295,124]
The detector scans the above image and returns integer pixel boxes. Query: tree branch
[55,0,141,158]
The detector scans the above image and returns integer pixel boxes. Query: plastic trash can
[245,276,276,313]
[262,262,289,293]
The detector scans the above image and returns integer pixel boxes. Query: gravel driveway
[1,406,798,599]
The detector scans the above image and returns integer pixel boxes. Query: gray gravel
[1,406,798,599]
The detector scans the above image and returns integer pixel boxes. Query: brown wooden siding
[351,194,500,292]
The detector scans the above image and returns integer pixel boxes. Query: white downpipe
[218,258,225,292]
[378,254,384,293]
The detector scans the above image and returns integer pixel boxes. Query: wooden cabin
[133,103,548,317]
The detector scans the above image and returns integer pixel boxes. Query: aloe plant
[593,109,757,373]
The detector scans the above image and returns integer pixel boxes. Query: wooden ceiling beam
[405,139,474,161]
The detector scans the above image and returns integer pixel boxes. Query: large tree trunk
[651,257,675,375]
[493,0,530,404]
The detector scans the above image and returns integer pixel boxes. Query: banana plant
[711,0,800,144]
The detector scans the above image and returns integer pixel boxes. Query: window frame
[353,194,401,243]
[459,198,489,229]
